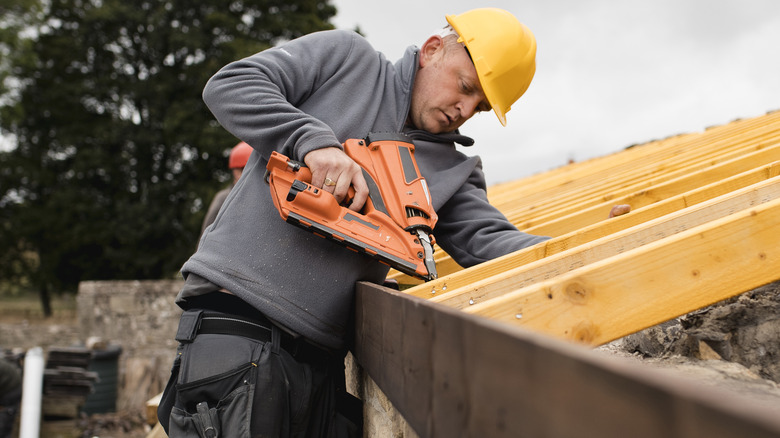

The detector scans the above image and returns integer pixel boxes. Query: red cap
[228,141,253,169]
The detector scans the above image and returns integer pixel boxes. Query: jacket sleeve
[433,164,550,268]
[201,30,363,160]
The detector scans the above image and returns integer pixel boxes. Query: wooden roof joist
[499,135,777,227]
[504,130,780,226]
[465,194,780,345]
[392,153,780,284]
[417,174,780,313]
[407,172,780,305]
[516,141,780,236]
[488,112,780,213]
[487,112,780,203]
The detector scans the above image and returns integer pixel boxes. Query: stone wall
[74,280,417,437]
[345,353,418,438]
[76,280,183,414]
[1,280,419,435]
[76,280,416,436]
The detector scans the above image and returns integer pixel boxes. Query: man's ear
[419,35,444,67]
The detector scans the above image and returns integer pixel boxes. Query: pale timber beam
[428,175,780,309]
[487,134,693,208]
[517,140,780,236]
[488,112,779,208]
[463,196,780,346]
[494,127,780,222]
[396,160,780,288]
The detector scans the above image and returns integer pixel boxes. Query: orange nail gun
[264,133,438,281]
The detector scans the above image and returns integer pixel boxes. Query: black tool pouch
[169,361,256,438]
[157,353,181,433]
[160,309,265,438]
[158,309,203,433]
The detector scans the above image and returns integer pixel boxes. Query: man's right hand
[304,147,369,212]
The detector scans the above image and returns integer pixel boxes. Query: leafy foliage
[0,0,336,305]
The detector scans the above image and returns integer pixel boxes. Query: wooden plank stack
[44,348,97,397]
[42,347,97,419]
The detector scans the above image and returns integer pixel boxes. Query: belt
[195,311,332,365]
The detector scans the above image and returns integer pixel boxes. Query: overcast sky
[332,0,780,185]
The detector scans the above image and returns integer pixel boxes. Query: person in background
[199,141,253,237]
[0,352,22,438]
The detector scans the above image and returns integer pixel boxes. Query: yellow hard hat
[446,8,537,126]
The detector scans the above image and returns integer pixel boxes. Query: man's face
[409,36,491,134]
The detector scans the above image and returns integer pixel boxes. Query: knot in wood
[565,281,590,304]
[571,321,598,344]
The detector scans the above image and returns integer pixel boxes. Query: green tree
[0,0,337,314]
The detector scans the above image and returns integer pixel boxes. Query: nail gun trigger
[286,179,309,202]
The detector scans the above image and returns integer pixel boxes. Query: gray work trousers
[157,310,362,438]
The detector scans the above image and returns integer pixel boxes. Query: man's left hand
[608,204,631,218]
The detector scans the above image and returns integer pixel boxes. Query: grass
[0,293,77,322]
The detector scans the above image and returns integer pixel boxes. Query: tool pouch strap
[175,309,204,343]
[157,352,180,434]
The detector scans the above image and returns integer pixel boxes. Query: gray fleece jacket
[180,29,548,351]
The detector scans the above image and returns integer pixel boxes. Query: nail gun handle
[266,150,359,203]
[266,151,355,220]
[286,179,345,222]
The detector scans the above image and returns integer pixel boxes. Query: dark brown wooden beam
[354,282,780,438]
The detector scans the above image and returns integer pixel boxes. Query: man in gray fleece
[159,8,549,438]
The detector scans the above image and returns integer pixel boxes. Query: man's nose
[457,96,482,119]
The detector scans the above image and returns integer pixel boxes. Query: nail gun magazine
[264,133,438,281]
